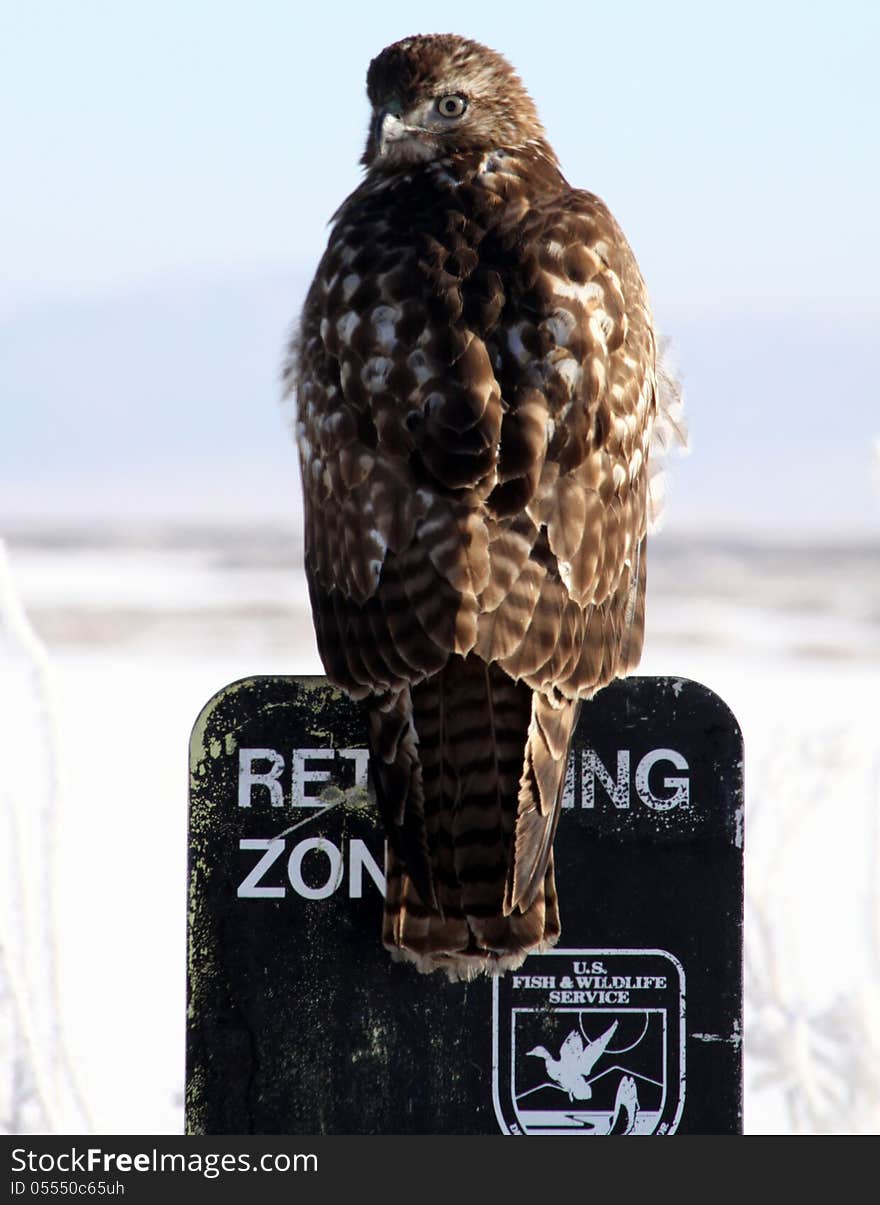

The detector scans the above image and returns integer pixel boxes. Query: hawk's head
[362,34,551,169]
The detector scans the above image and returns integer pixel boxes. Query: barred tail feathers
[371,656,571,979]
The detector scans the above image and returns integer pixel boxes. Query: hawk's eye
[436,94,467,119]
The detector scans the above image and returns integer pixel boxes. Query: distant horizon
[3,511,878,547]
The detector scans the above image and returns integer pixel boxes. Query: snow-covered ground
[1,525,878,1134]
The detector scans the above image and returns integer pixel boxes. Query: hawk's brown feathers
[286,34,674,978]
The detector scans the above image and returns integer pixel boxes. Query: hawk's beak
[373,108,407,157]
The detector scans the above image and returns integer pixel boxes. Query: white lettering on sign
[348,838,386,898]
[287,837,344,899]
[511,960,673,1007]
[237,839,286,897]
[237,747,371,808]
[238,749,285,809]
[634,748,690,810]
[291,748,335,807]
[561,756,576,809]
[566,747,691,811]
[236,837,386,900]
[581,749,631,809]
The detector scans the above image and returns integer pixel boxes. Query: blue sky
[1,0,878,532]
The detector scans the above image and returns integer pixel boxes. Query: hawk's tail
[370,655,576,980]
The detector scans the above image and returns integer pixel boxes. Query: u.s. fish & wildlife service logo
[492,948,685,1135]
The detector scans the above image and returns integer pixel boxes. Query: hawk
[285,34,682,978]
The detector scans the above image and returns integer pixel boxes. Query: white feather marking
[550,278,603,306]
[407,350,431,384]
[295,423,313,461]
[362,357,392,393]
[417,515,449,541]
[322,411,348,441]
[554,358,582,394]
[589,311,614,346]
[478,150,510,175]
[507,323,529,363]
[336,311,359,345]
[544,308,577,348]
[371,305,398,353]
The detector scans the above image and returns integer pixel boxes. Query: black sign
[187,675,743,1135]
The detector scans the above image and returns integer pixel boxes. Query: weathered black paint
[187,675,743,1135]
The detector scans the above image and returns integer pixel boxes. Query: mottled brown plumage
[285,34,681,978]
